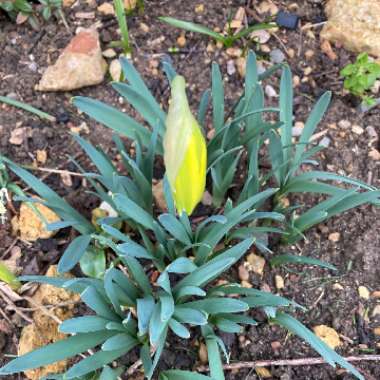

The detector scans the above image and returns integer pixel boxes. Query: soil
[0,0,379,379]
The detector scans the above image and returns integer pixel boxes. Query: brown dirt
[0,1,379,379]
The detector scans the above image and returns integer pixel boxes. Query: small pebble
[352,125,364,135]
[358,286,370,300]
[328,232,340,242]
[270,48,285,64]
[226,59,236,75]
[319,136,331,148]
[265,84,277,98]
[177,35,186,48]
[102,48,117,58]
[238,265,249,281]
[338,120,351,129]
[275,275,284,290]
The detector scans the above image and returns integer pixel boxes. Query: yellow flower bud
[164,76,207,215]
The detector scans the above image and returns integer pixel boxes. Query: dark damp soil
[0,0,379,379]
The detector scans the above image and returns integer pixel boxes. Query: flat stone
[321,0,380,58]
[358,286,370,299]
[247,253,265,276]
[36,29,107,91]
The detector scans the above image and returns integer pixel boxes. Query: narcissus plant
[164,75,207,215]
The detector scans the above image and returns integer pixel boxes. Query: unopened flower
[164,76,207,215]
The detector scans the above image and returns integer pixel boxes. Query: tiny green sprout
[340,52,380,106]
[159,16,276,49]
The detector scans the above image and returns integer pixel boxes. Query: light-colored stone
[333,283,344,291]
[313,325,341,349]
[328,232,340,242]
[195,4,204,13]
[102,48,117,58]
[236,57,246,78]
[9,127,31,145]
[63,0,76,7]
[374,327,380,336]
[109,59,122,81]
[352,125,364,135]
[97,2,114,15]
[124,0,137,12]
[37,29,107,91]
[177,35,186,48]
[15,201,60,241]
[321,0,380,58]
[251,30,271,44]
[275,275,285,290]
[372,305,380,317]
[369,149,380,160]
[358,286,370,300]
[247,253,266,276]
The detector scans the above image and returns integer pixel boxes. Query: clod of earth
[18,266,80,380]
[321,0,380,58]
[36,29,107,92]
[12,201,60,241]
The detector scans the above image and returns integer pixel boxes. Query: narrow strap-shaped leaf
[273,313,364,380]
[137,296,155,335]
[81,286,120,321]
[244,50,258,103]
[202,325,225,380]
[59,316,110,333]
[0,331,113,375]
[121,256,152,295]
[149,302,168,346]
[58,235,92,273]
[113,193,155,230]
[279,65,293,172]
[175,286,206,300]
[119,57,166,123]
[294,91,331,164]
[169,318,190,339]
[101,333,138,351]
[159,214,192,245]
[160,292,175,322]
[198,89,210,126]
[166,257,197,274]
[270,254,337,271]
[184,298,248,314]
[112,82,165,135]
[212,62,225,131]
[160,370,213,380]
[72,97,153,151]
[173,306,208,325]
[65,346,133,379]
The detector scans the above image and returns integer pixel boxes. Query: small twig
[23,166,86,178]
[197,355,380,372]
[1,237,19,259]
[301,22,327,31]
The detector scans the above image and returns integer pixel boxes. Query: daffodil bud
[164,75,207,215]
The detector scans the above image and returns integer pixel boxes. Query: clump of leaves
[340,52,380,106]
[1,51,378,380]
[0,0,64,29]
[159,16,275,48]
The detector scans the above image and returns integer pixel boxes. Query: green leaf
[159,17,224,42]
[279,65,293,173]
[174,306,208,325]
[0,262,20,290]
[0,331,113,375]
[175,286,206,300]
[112,83,165,135]
[58,235,92,273]
[159,214,192,245]
[149,302,168,345]
[211,62,225,131]
[137,296,155,335]
[101,333,138,351]
[0,96,55,122]
[72,97,153,151]
[65,347,133,379]
[198,89,210,126]
[168,318,190,339]
[121,256,152,296]
[293,91,331,165]
[270,254,337,271]
[59,316,110,334]
[273,313,364,380]
[166,258,197,274]
[184,298,249,314]
[81,286,119,321]
[80,247,106,279]
[100,366,124,380]
[160,293,175,322]
[113,193,155,230]
[202,326,225,380]
[160,370,213,380]
[119,57,166,125]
